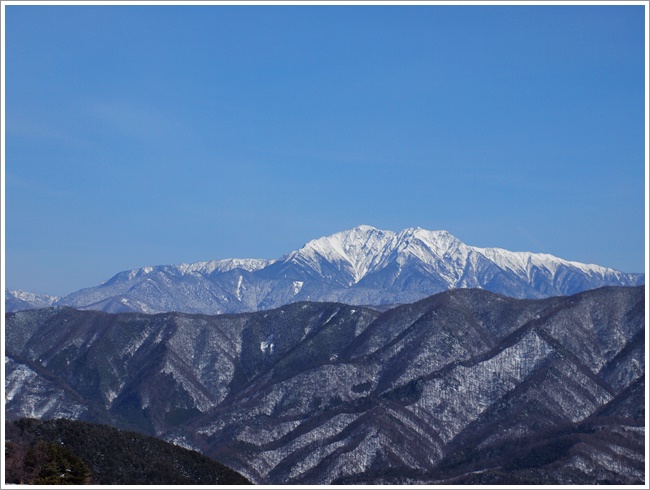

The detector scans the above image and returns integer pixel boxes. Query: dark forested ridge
[5,286,646,484]
[4,418,251,485]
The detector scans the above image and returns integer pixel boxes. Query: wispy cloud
[6,117,90,149]
[88,99,181,143]
[5,173,70,200]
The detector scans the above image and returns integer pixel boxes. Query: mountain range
[5,285,645,485]
[5,225,644,315]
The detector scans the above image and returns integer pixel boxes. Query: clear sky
[3,3,647,297]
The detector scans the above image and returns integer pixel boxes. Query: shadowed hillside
[5,286,645,484]
[4,418,251,485]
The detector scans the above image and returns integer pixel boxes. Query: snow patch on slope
[261,334,275,354]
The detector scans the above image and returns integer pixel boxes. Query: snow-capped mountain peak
[394,228,466,261]
[284,225,397,283]
[7,225,643,314]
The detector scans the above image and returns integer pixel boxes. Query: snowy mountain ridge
[280,225,399,284]
[103,258,275,285]
[6,225,644,314]
[5,289,60,312]
[281,225,630,285]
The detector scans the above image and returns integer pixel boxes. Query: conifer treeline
[4,418,251,485]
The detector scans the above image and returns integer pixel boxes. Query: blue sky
[4,4,647,296]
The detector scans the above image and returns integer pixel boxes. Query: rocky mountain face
[5,286,645,485]
[6,226,644,315]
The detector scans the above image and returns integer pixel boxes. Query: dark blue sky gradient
[4,4,647,296]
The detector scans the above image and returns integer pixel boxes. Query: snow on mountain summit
[474,246,623,281]
[279,225,475,285]
[5,290,60,312]
[182,258,275,275]
[284,225,398,284]
[280,226,477,285]
[260,225,643,296]
[11,225,643,315]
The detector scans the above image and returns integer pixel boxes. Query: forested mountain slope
[4,418,251,485]
[5,286,645,484]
